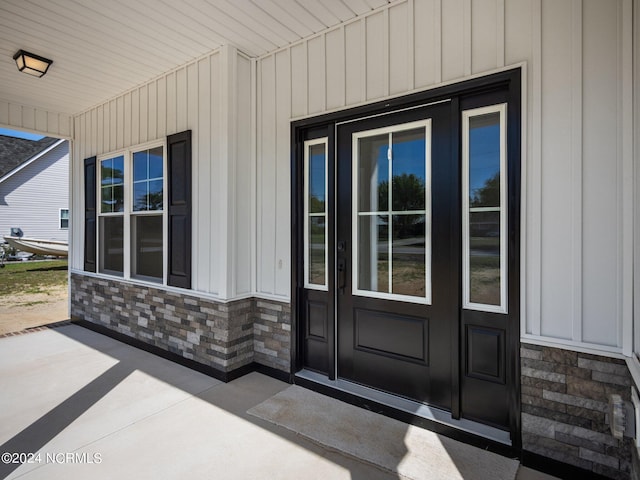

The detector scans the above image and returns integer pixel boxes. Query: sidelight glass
[353,120,431,304]
[463,105,507,313]
[304,138,328,290]
[308,217,326,286]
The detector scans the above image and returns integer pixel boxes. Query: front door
[336,102,456,410]
[294,70,520,435]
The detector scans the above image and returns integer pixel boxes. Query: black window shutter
[84,156,97,272]
[167,130,192,288]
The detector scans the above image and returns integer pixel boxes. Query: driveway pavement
[0,324,556,479]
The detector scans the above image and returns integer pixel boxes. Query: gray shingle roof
[0,135,60,179]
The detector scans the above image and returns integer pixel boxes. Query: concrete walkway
[0,324,556,479]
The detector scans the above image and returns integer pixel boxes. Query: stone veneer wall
[71,273,291,374]
[521,343,634,478]
[254,300,291,372]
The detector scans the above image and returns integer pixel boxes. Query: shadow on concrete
[0,325,399,479]
[0,324,522,479]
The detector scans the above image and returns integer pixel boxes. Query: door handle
[337,257,347,294]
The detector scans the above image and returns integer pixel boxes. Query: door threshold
[295,369,512,446]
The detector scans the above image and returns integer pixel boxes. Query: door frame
[290,67,522,447]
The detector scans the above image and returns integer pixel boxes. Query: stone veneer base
[521,343,634,479]
[71,273,291,376]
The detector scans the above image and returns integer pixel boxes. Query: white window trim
[96,140,167,284]
[59,208,69,230]
[351,119,432,305]
[462,103,508,314]
[303,137,329,291]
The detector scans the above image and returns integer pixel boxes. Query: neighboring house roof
[0,136,62,183]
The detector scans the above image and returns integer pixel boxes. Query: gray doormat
[248,385,518,480]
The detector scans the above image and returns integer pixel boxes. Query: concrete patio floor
[0,324,557,479]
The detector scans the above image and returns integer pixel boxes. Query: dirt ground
[0,285,69,335]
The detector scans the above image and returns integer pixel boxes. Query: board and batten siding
[255,0,634,354]
[0,100,72,140]
[0,140,69,241]
[71,46,254,299]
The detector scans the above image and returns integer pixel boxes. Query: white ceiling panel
[0,0,400,117]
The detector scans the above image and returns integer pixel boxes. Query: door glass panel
[392,128,426,211]
[304,138,328,290]
[354,121,431,304]
[391,214,426,296]
[358,134,389,212]
[357,215,389,293]
[463,105,506,313]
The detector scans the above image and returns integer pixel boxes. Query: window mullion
[124,151,131,279]
[387,133,393,294]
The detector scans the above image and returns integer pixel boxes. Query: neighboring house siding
[0,141,69,241]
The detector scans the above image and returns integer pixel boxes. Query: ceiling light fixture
[13,50,53,78]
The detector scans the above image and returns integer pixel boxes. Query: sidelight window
[353,120,431,304]
[462,104,507,313]
[304,138,328,290]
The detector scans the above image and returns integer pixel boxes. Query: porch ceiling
[0,0,398,118]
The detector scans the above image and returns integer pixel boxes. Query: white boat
[3,236,68,257]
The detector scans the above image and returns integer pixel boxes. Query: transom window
[97,143,165,283]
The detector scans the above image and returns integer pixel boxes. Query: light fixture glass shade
[13,50,52,78]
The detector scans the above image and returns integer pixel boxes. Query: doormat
[248,385,518,480]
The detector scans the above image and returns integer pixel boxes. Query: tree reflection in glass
[100,156,124,213]
[467,112,502,306]
[357,126,427,298]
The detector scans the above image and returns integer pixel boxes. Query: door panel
[337,102,455,407]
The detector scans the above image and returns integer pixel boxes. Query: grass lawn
[0,260,68,296]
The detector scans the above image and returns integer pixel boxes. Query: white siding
[71,47,254,298]
[255,0,634,352]
[0,141,69,241]
[68,0,634,353]
[0,100,72,139]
